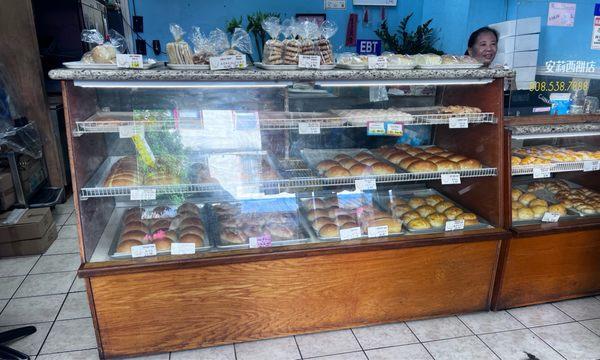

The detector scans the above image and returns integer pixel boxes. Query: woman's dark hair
[465,27,499,55]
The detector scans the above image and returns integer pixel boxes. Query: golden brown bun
[416,153,434,160]
[266,224,295,240]
[426,213,447,227]
[334,154,351,161]
[548,204,567,216]
[511,189,523,201]
[407,161,438,173]
[392,205,413,217]
[307,209,330,221]
[436,161,460,172]
[530,206,547,219]
[395,143,411,150]
[220,229,245,244]
[529,199,548,208]
[120,230,148,243]
[512,208,518,221]
[407,218,431,230]
[371,162,396,175]
[456,212,478,226]
[425,146,445,154]
[179,233,204,246]
[511,156,521,165]
[150,219,171,233]
[408,197,427,209]
[116,239,143,254]
[444,206,464,220]
[317,160,340,172]
[425,195,444,206]
[318,223,340,238]
[335,215,355,225]
[177,203,201,215]
[402,211,421,223]
[399,157,419,169]
[164,230,178,241]
[416,205,436,218]
[518,193,537,206]
[437,152,454,158]
[458,159,482,170]
[339,158,359,169]
[517,207,535,220]
[355,152,373,162]
[180,217,204,229]
[367,217,402,233]
[325,166,351,178]
[435,201,455,213]
[388,152,411,164]
[122,220,147,233]
[512,201,524,210]
[152,238,172,251]
[312,217,334,231]
[405,148,424,156]
[340,222,359,230]
[349,163,372,176]
[304,198,328,209]
[179,225,204,238]
[448,155,468,162]
[361,158,379,166]
[428,156,447,164]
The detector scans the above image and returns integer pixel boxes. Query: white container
[498,34,540,53]
[493,51,538,68]
[489,17,541,38]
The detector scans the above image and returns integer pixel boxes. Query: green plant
[375,14,443,55]
[246,11,280,61]
[226,17,243,35]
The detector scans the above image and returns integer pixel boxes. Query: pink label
[172,108,180,130]
[249,234,272,248]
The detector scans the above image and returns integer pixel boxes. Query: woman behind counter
[466,27,498,66]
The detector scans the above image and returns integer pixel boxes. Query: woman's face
[469,32,497,66]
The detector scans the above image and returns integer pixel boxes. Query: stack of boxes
[490,17,541,90]
[0,169,15,210]
[0,208,57,256]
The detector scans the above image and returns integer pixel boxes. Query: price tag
[171,242,196,255]
[368,56,388,69]
[355,178,377,192]
[583,160,600,172]
[298,55,321,69]
[209,55,247,70]
[130,188,156,201]
[533,166,551,179]
[542,212,560,223]
[367,225,389,238]
[340,227,362,240]
[449,117,469,129]
[131,244,157,258]
[386,123,404,136]
[445,219,465,231]
[116,54,143,69]
[441,173,461,185]
[367,122,386,136]
[118,125,143,138]
[249,235,272,248]
[298,122,321,134]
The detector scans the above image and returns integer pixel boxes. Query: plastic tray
[166,63,210,70]
[63,61,158,70]
[255,62,336,70]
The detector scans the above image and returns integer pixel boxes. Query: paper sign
[542,212,560,223]
[367,225,389,238]
[171,242,196,255]
[325,0,346,9]
[234,112,259,130]
[449,117,469,128]
[386,123,404,136]
[593,15,600,50]
[547,2,576,27]
[209,55,247,70]
[441,173,461,185]
[118,125,143,138]
[355,178,377,191]
[340,227,362,240]
[367,122,386,135]
[298,122,321,134]
[584,160,600,172]
[298,55,321,69]
[533,166,551,179]
[445,220,465,231]
[131,244,157,258]
[130,188,156,201]
[116,54,143,69]
[368,56,388,69]
[249,235,272,248]
[356,39,382,55]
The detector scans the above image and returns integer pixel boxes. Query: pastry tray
[166,63,210,70]
[207,198,312,249]
[109,202,212,259]
[63,61,158,70]
[301,148,406,177]
[255,62,336,70]
[374,187,492,234]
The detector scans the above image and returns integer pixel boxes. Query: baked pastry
[416,205,436,218]
[416,153,434,160]
[435,201,454,213]
[408,197,427,209]
[512,209,518,221]
[425,146,445,154]
[325,166,351,178]
[407,161,437,173]
[266,224,295,240]
[407,218,431,230]
[425,195,444,206]
[152,238,172,251]
[367,218,402,234]
[426,213,447,228]
[512,189,523,201]
[349,164,372,176]
[312,217,334,231]
[391,198,408,206]
[530,206,547,219]
[458,159,482,170]
[512,201,524,210]
[180,217,204,229]
[436,161,460,172]
[317,160,340,173]
[405,148,424,156]
[529,199,548,208]
[401,211,421,223]
[517,207,535,220]
[220,229,245,244]
[371,162,396,175]
[116,239,143,254]
[150,219,172,233]
[334,215,355,226]
[448,155,467,163]
[511,156,521,166]
[319,223,340,238]
[428,156,447,164]
[122,220,147,233]
[307,209,330,221]
[548,204,567,216]
[388,152,411,164]
[456,213,478,226]
[361,158,379,166]
[120,230,148,243]
[518,193,537,206]
[444,207,464,220]
[339,158,359,169]
[333,154,351,161]
[355,152,373,162]
[399,157,419,169]
[392,205,412,217]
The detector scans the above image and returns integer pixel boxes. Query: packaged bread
[262,17,284,65]
[318,20,337,65]
[166,24,194,64]
[219,28,253,60]
[190,27,215,65]
[413,53,442,66]
[281,19,301,65]
[80,29,126,64]
[298,20,320,56]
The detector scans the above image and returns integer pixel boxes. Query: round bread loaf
[416,205,436,217]
[512,189,523,201]
[517,207,535,220]
[529,199,548,208]
[152,238,172,251]
[267,224,295,239]
[339,221,359,230]
[150,219,171,233]
[325,166,351,178]
[307,209,330,221]
[220,229,245,244]
[316,160,340,172]
[408,197,427,209]
[177,203,200,215]
[367,218,402,234]
[116,239,143,254]
[436,161,460,172]
[518,193,537,206]
[511,156,521,165]
[444,207,464,220]
[318,223,340,238]
[437,152,454,158]
[179,225,204,238]
[512,201,524,210]
[426,213,447,227]
[548,204,567,216]
[179,233,204,246]
[388,152,410,164]
[339,158,359,169]
[333,154,351,162]
[398,157,417,170]
[448,155,467,162]
[456,212,478,226]
[180,217,204,229]
[425,146,445,154]
[428,156,447,164]
[355,152,373,162]
[416,153,434,160]
[425,195,444,206]
[435,201,455,213]
[407,161,437,173]
[164,230,178,241]
[405,148,423,156]
[407,218,431,230]
[312,217,334,231]
[349,163,372,176]
[392,204,412,217]
[120,230,147,243]
[361,158,379,166]
[401,211,421,223]
[458,159,482,170]
[122,220,147,232]
[335,215,355,225]
[530,206,547,219]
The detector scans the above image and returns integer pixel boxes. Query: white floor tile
[0,322,52,356]
[69,276,86,292]
[44,237,79,255]
[57,292,91,320]
[366,343,433,360]
[235,337,300,360]
[553,297,600,321]
[58,225,78,239]
[170,345,235,360]
[310,351,367,360]
[0,256,39,277]
[458,311,524,334]
[52,213,70,227]
[424,336,499,360]
[66,212,78,225]
[40,318,97,354]
[352,323,418,350]
[30,254,81,274]
[581,318,600,336]
[14,271,76,298]
[0,294,65,326]
[0,275,24,299]
[507,303,573,327]
[532,322,600,360]
[406,316,472,342]
[295,330,361,358]
[479,329,563,360]
[126,353,170,359]
[36,349,99,360]
[54,202,74,215]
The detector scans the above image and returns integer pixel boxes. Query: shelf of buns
[511,145,600,176]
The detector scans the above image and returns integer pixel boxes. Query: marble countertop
[510,122,600,135]
[49,65,514,81]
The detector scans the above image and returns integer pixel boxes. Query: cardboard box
[0,170,12,191]
[0,188,16,211]
[493,51,538,68]
[18,160,45,197]
[489,17,541,37]
[0,208,54,242]
[0,224,57,257]
[498,34,540,53]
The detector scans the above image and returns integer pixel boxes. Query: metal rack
[511,161,594,176]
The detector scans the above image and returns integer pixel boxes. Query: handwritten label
[445,219,465,231]
[298,122,321,134]
[131,244,157,258]
[130,188,156,201]
[116,54,143,69]
[209,55,247,70]
[368,56,388,69]
[542,212,560,223]
[449,117,469,128]
[367,225,389,238]
[533,166,551,179]
[118,125,143,138]
[355,178,377,191]
[298,55,321,69]
[386,123,404,136]
[249,235,272,248]
[583,160,600,172]
[367,122,386,136]
[441,173,461,185]
[340,226,362,240]
[170,242,196,255]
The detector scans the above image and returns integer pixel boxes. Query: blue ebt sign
[356,39,382,56]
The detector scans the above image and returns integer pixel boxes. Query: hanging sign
[592,4,600,50]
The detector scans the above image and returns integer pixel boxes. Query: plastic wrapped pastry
[190,27,215,65]
[262,17,284,65]
[166,24,193,64]
[80,29,127,64]
[318,20,337,65]
[413,53,442,66]
[298,20,320,56]
[282,19,301,64]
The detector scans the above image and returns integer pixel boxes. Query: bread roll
[456,212,478,226]
[340,221,359,230]
[408,197,427,209]
[319,223,340,238]
[399,157,419,169]
[335,215,356,225]
[177,203,200,215]
[164,230,178,241]
[401,211,421,223]
[367,217,402,234]
[518,193,537,206]
[512,208,518,221]
[180,217,204,229]
[349,163,372,176]
[407,218,431,230]
[392,205,412,217]
[444,207,464,220]
[511,156,521,165]
[416,205,436,218]
[339,158,359,169]
[391,198,408,206]
[371,162,396,175]
[317,160,340,172]
[435,201,454,213]
[122,220,147,233]
[361,158,379,166]
[426,213,447,227]
[405,148,423,156]
[448,155,467,162]
[152,238,172,251]
[517,207,535,220]
[388,152,411,164]
[307,209,330,221]
[120,230,148,243]
[416,153,434,160]
[408,161,438,173]
[530,206,547,219]
[548,204,567,216]
[437,152,454,158]
[267,224,295,240]
[325,166,351,178]
[458,159,482,170]
[396,143,411,150]
[425,195,444,206]
[220,229,245,244]
[512,201,524,210]
[150,219,171,233]
[334,154,351,161]
[529,199,548,208]
[355,152,373,162]
[179,233,204,246]
[428,156,447,164]
[312,217,334,231]
[436,161,460,172]
[116,239,143,254]
[512,189,523,201]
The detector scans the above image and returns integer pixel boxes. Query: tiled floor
[1,197,600,359]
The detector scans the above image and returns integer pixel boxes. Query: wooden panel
[494,229,600,310]
[91,240,500,358]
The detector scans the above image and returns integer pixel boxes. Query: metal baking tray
[301,148,405,177]
[374,187,492,234]
[109,202,212,259]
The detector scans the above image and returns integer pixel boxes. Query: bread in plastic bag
[298,20,319,56]
[166,23,193,64]
[221,28,252,57]
[80,29,126,64]
[191,27,215,65]
[282,19,300,65]
[262,17,283,65]
[318,20,337,65]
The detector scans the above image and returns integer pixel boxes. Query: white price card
[130,188,156,201]
[542,212,560,223]
[441,173,461,185]
[386,123,404,136]
[298,122,321,134]
[209,55,247,70]
[449,117,469,128]
[118,125,143,138]
[116,54,143,69]
[533,166,551,179]
[367,121,386,136]
[340,227,362,240]
[367,225,389,238]
[249,235,272,248]
[170,242,196,255]
[298,55,321,69]
[368,56,388,69]
[355,178,377,192]
[583,160,600,172]
[445,219,465,231]
[131,244,157,258]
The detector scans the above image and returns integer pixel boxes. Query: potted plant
[375,13,443,55]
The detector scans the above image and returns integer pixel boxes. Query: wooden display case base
[493,228,600,310]
[86,239,501,358]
